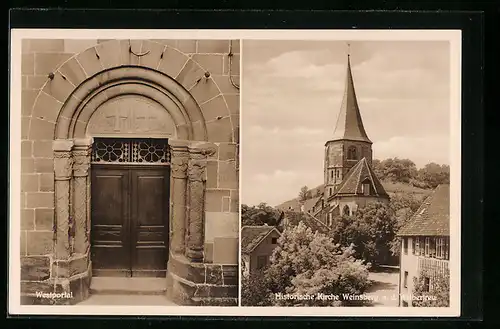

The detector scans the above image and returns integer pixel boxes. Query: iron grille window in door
[91,138,171,164]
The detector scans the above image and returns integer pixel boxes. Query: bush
[266,222,371,306]
[241,269,273,306]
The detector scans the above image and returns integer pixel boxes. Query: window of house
[404,271,408,288]
[436,237,443,259]
[256,256,268,270]
[347,146,357,160]
[444,237,449,260]
[329,188,333,196]
[423,277,430,292]
[429,237,436,258]
[425,237,430,256]
[414,237,420,256]
[411,238,415,255]
[271,237,278,244]
[403,238,408,255]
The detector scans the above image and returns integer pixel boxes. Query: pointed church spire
[331,48,372,143]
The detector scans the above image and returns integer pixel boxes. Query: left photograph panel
[12,36,240,307]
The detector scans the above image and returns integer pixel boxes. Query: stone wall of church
[19,39,240,305]
[324,139,372,192]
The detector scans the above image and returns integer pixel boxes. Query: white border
[9,29,461,317]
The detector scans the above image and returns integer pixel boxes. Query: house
[397,184,450,307]
[241,226,281,276]
[18,38,240,306]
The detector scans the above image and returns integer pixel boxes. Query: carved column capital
[72,138,92,178]
[187,159,206,182]
[53,140,74,180]
[171,157,188,179]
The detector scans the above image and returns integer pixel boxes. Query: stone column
[169,141,189,255]
[53,140,74,260]
[72,138,92,255]
[185,143,216,262]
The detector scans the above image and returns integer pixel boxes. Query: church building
[314,53,389,225]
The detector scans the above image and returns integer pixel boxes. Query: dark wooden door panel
[91,165,169,278]
[91,168,131,276]
[131,169,169,277]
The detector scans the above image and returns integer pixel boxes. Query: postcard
[9,28,460,317]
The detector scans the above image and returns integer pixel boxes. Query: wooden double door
[90,164,170,277]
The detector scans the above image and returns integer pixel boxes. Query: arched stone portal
[21,39,239,306]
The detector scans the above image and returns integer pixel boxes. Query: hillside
[275,180,432,212]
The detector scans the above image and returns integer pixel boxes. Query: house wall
[249,231,280,274]
[399,237,419,307]
[19,38,240,305]
[399,235,450,307]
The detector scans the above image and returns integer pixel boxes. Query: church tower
[324,51,373,198]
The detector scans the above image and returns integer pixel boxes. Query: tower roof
[331,157,388,198]
[331,55,372,143]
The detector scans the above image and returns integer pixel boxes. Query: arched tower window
[343,205,350,216]
[347,146,357,160]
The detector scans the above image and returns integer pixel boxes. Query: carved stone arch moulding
[55,66,207,141]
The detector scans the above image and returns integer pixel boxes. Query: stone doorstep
[89,277,167,296]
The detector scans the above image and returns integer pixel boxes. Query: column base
[20,265,91,305]
[166,253,238,306]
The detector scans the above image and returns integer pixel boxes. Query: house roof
[397,184,450,236]
[333,157,389,198]
[330,55,372,144]
[283,211,331,235]
[241,226,280,254]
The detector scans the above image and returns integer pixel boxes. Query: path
[364,266,400,307]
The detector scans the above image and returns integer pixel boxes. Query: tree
[377,158,418,183]
[330,202,398,267]
[298,186,312,202]
[241,203,281,226]
[417,163,450,189]
[266,222,371,306]
[412,268,450,307]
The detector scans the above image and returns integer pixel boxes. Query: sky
[241,40,451,207]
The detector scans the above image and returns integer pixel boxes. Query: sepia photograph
[11,32,240,309]
[241,38,458,310]
[10,28,463,318]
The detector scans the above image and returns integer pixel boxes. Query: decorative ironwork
[92,138,170,164]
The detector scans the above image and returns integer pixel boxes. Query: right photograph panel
[240,40,452,308]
